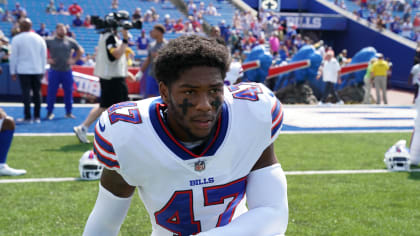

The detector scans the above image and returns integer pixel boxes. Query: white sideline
[2,169,420,184]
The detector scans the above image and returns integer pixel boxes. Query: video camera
[91,10,142,32]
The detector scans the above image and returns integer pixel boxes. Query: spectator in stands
[36,23,50,38]
[401,18,413,39]
[143,10,153,22]
[139,24,167,98]
[371,53,390,104]
[317,51,343,104]
[136,29,149,58]
[198,1,206,15]
[72,13,83,27]
[163,14,173,33]
[111,0,118,10]
[187,0,196,14]
[206,2,219,16]
[9,18,47,123]
[45,23,83,120]
[68,2,82,16]
[269,31,280,57]
[0,108,26,176]
[57,2,69,15]
[210,25,221,38]
[73,28,135,143]
[2,10,13,22]
[46,0,56,14]
[173,18,184,32]
[188,15,201,33]
[132,7,141,21]
[65,24,75,38]
[414,13,420,33]
[390,16,402,34]
[337,49,348,66]
[83,15,93,28]
[150,7,159,22]
[83,53,95,67]
[0,36,9,64]
[12,2,26,21]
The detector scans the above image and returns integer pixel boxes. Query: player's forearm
[197,164,288,236]
[83,184,133,236]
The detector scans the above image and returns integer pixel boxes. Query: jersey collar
[149,98,229,160]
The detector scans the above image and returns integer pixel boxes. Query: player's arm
[83,169,135,236]
[197,144,288,236]
[83,115,136,236]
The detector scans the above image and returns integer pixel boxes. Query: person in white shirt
[317,50,343,104]
[410,62,420,102]
[9,18,47,123]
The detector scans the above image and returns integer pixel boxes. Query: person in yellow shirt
[370,53,390,104]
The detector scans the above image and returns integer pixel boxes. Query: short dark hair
[153,24,166,34]
[154,34,230,86]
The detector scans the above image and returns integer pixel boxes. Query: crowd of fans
[334,0,420,42]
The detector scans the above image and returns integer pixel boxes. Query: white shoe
[0,164,27,176]
[337,100,344,105]
[318,101,324,105]
[73,126,90,144]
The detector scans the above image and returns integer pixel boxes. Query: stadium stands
[1,0,190,55]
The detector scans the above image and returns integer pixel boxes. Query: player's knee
[2,117,15,131]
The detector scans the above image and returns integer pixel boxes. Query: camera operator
[73,27,135,143]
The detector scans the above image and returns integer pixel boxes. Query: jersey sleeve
[262,85,284,143]
[93,111,120,170]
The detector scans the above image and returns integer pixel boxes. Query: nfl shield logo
[194,160,206,172]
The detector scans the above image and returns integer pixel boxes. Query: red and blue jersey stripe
[271,99,284,138]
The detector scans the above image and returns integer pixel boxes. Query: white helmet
[384,140,411,172]
[79,150,103,180]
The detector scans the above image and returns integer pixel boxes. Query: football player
[83,35,288,235]
[0,108,26,176]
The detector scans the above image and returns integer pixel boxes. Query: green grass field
[1,133,419,235]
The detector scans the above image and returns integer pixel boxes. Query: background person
[317,51,343,104]
[73,28,134,143]
[9,18,47,123]
[45,23,83,120]
[371,53,390,104]
[138,24,167,98]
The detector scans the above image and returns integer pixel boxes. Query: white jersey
[93,82,284,235]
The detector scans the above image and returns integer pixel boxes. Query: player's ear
[159,81,169,104]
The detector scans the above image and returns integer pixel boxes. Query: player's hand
[67,58,76,66]
[126,71,136,82]
[121,29,129,41]
[48,58,55,64]
[135,70,143,81]
[11,74,17,81]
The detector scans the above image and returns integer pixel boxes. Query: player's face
[160,66,225,142]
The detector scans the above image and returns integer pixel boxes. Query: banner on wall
[276,12,347,31]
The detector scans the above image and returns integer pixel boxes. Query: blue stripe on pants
[46,69,74,114]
